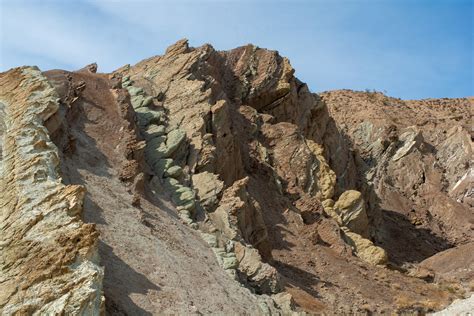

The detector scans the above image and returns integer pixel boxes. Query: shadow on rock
[99,241,160,316]
[273,260,335,299]
[378,210,453,266]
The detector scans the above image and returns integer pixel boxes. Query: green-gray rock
[142,96,154,107]
[172,186,195,205]
[130,95,145,109]
[163,177,181,192]
[222,255,238,270]
[151,158,173,178]
[135,107,163,128]
[165,129,186,157]
[143,124,166,140]
[164,165,183,179]
[127,86,144,96]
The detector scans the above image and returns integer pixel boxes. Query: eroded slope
[43,68,284,315]
[321,90,473,273]
[1,40,472,315]
[112,40,467,313]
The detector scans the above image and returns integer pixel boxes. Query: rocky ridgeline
[119,48,283,295]
[117,39,387,295]
[0,40,472,314]
[0,67,103,314]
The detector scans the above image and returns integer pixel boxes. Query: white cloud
[1,0,471,98]
[0,0,152,71]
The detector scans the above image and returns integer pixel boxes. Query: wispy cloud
[1,0,155,71]
[1,0,472,99]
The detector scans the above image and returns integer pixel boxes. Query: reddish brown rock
[1,40,471,315]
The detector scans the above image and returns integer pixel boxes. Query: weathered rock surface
[0,67,103,314]
[115,40,466,313]
[333,190,369,236]
[321,90,473,269]
[1,40,472,315]
[42,68,285,315]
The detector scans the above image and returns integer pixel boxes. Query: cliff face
[0,67,104,314]
[0,41,472,315]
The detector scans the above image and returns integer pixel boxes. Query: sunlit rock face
[0,40,471,315]
[0,67,104,315]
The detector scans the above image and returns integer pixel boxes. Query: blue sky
[0,0,472,99]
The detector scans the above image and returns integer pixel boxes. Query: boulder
[234,242,282,294]
[143,124,166,140]
[342,228,387,266]
[164,165,183,179]
[165,129,186,158]
[192,171,224,211]
[135,107,164,128]
[334,190,369,237]
[171,185,196,209]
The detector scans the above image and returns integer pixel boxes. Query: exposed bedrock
[1,39,472,315]
[0,67,104,315]
[112,39,470,313]
[321,90,473,266]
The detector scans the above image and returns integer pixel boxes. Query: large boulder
[192,171,224,211]
[342,229,388,266]
[334,190,369,238]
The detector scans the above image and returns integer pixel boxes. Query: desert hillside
[0,40,472,315]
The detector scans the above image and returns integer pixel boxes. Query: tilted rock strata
[43,68,287,315]
[321,90,473,267]
[0,67,103,315]
[1,40,471,315]
[115,40,457,313]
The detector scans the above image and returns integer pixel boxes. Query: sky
[0,0,472,99]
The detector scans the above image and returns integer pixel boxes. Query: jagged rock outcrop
[113,40,463,313]
[42,66,288,315]
[321,90,473,282]
[1,40,471,315]
[0,67,104,314]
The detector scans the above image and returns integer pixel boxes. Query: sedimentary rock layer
[0,67,104,314]
[113,40,463,313]
[1,40,472,315]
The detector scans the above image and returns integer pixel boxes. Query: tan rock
[262,122,335,200]
[322,90,473,259]
[102,40,468,314]
[334,190,369,237]
[192,171,224,211]
[306,140,336,200]
[272,292,299,316]
[235,242,281,294]
[342,229,387,266]
[210,177,268,248]
[0,67,103,314]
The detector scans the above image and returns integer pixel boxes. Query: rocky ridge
[0,40,472,315]
[0,67,104,314]
[321,90,473,269]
